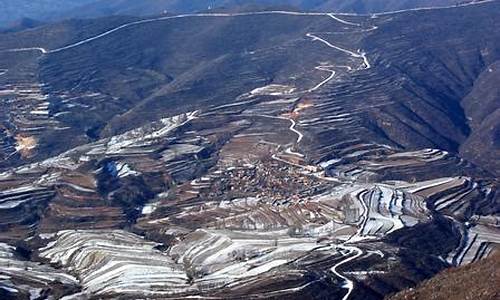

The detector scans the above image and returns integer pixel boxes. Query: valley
[0,1,499,299]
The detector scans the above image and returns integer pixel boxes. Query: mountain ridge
[0,0,488,28]
[0,1,498,299]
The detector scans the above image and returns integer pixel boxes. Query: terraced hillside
[0,1,499,299]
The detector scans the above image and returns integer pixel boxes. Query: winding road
[236,13,375,298]
[0,10,374,299]
[309,66,337,92]
[1,1,491,55]
[331,246,364,300]
[306,33,371,70]
[243,14,374,299]
[2,4,491,298]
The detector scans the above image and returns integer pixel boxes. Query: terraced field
[0,1,499,299]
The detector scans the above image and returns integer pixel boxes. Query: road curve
[306,33,371,70]
[1,47,47,54]
[331,245,364,300]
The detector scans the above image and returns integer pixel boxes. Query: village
[200,158,331,205]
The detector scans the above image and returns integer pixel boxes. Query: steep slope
[0,1,499,299]
[387,250,500,300]
[0,12,348,166]
[348,1,500,172]
[460,61,500,176]
[2,2,499,173]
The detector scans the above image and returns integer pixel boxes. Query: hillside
[0,0,95,27]
[387,250,500,300]
[0,0,482,28]
[0,1,499,299]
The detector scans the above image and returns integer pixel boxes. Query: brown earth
[387,250,500,300]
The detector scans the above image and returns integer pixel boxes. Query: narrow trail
[309,66,336,92]
[308,65,353,92]
[288,118,304,144]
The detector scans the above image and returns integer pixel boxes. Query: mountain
[0,0,499,299]
[460,61,500,176]
[0,0,484,28]
[0,0,95,27]
[0,18,45,33]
